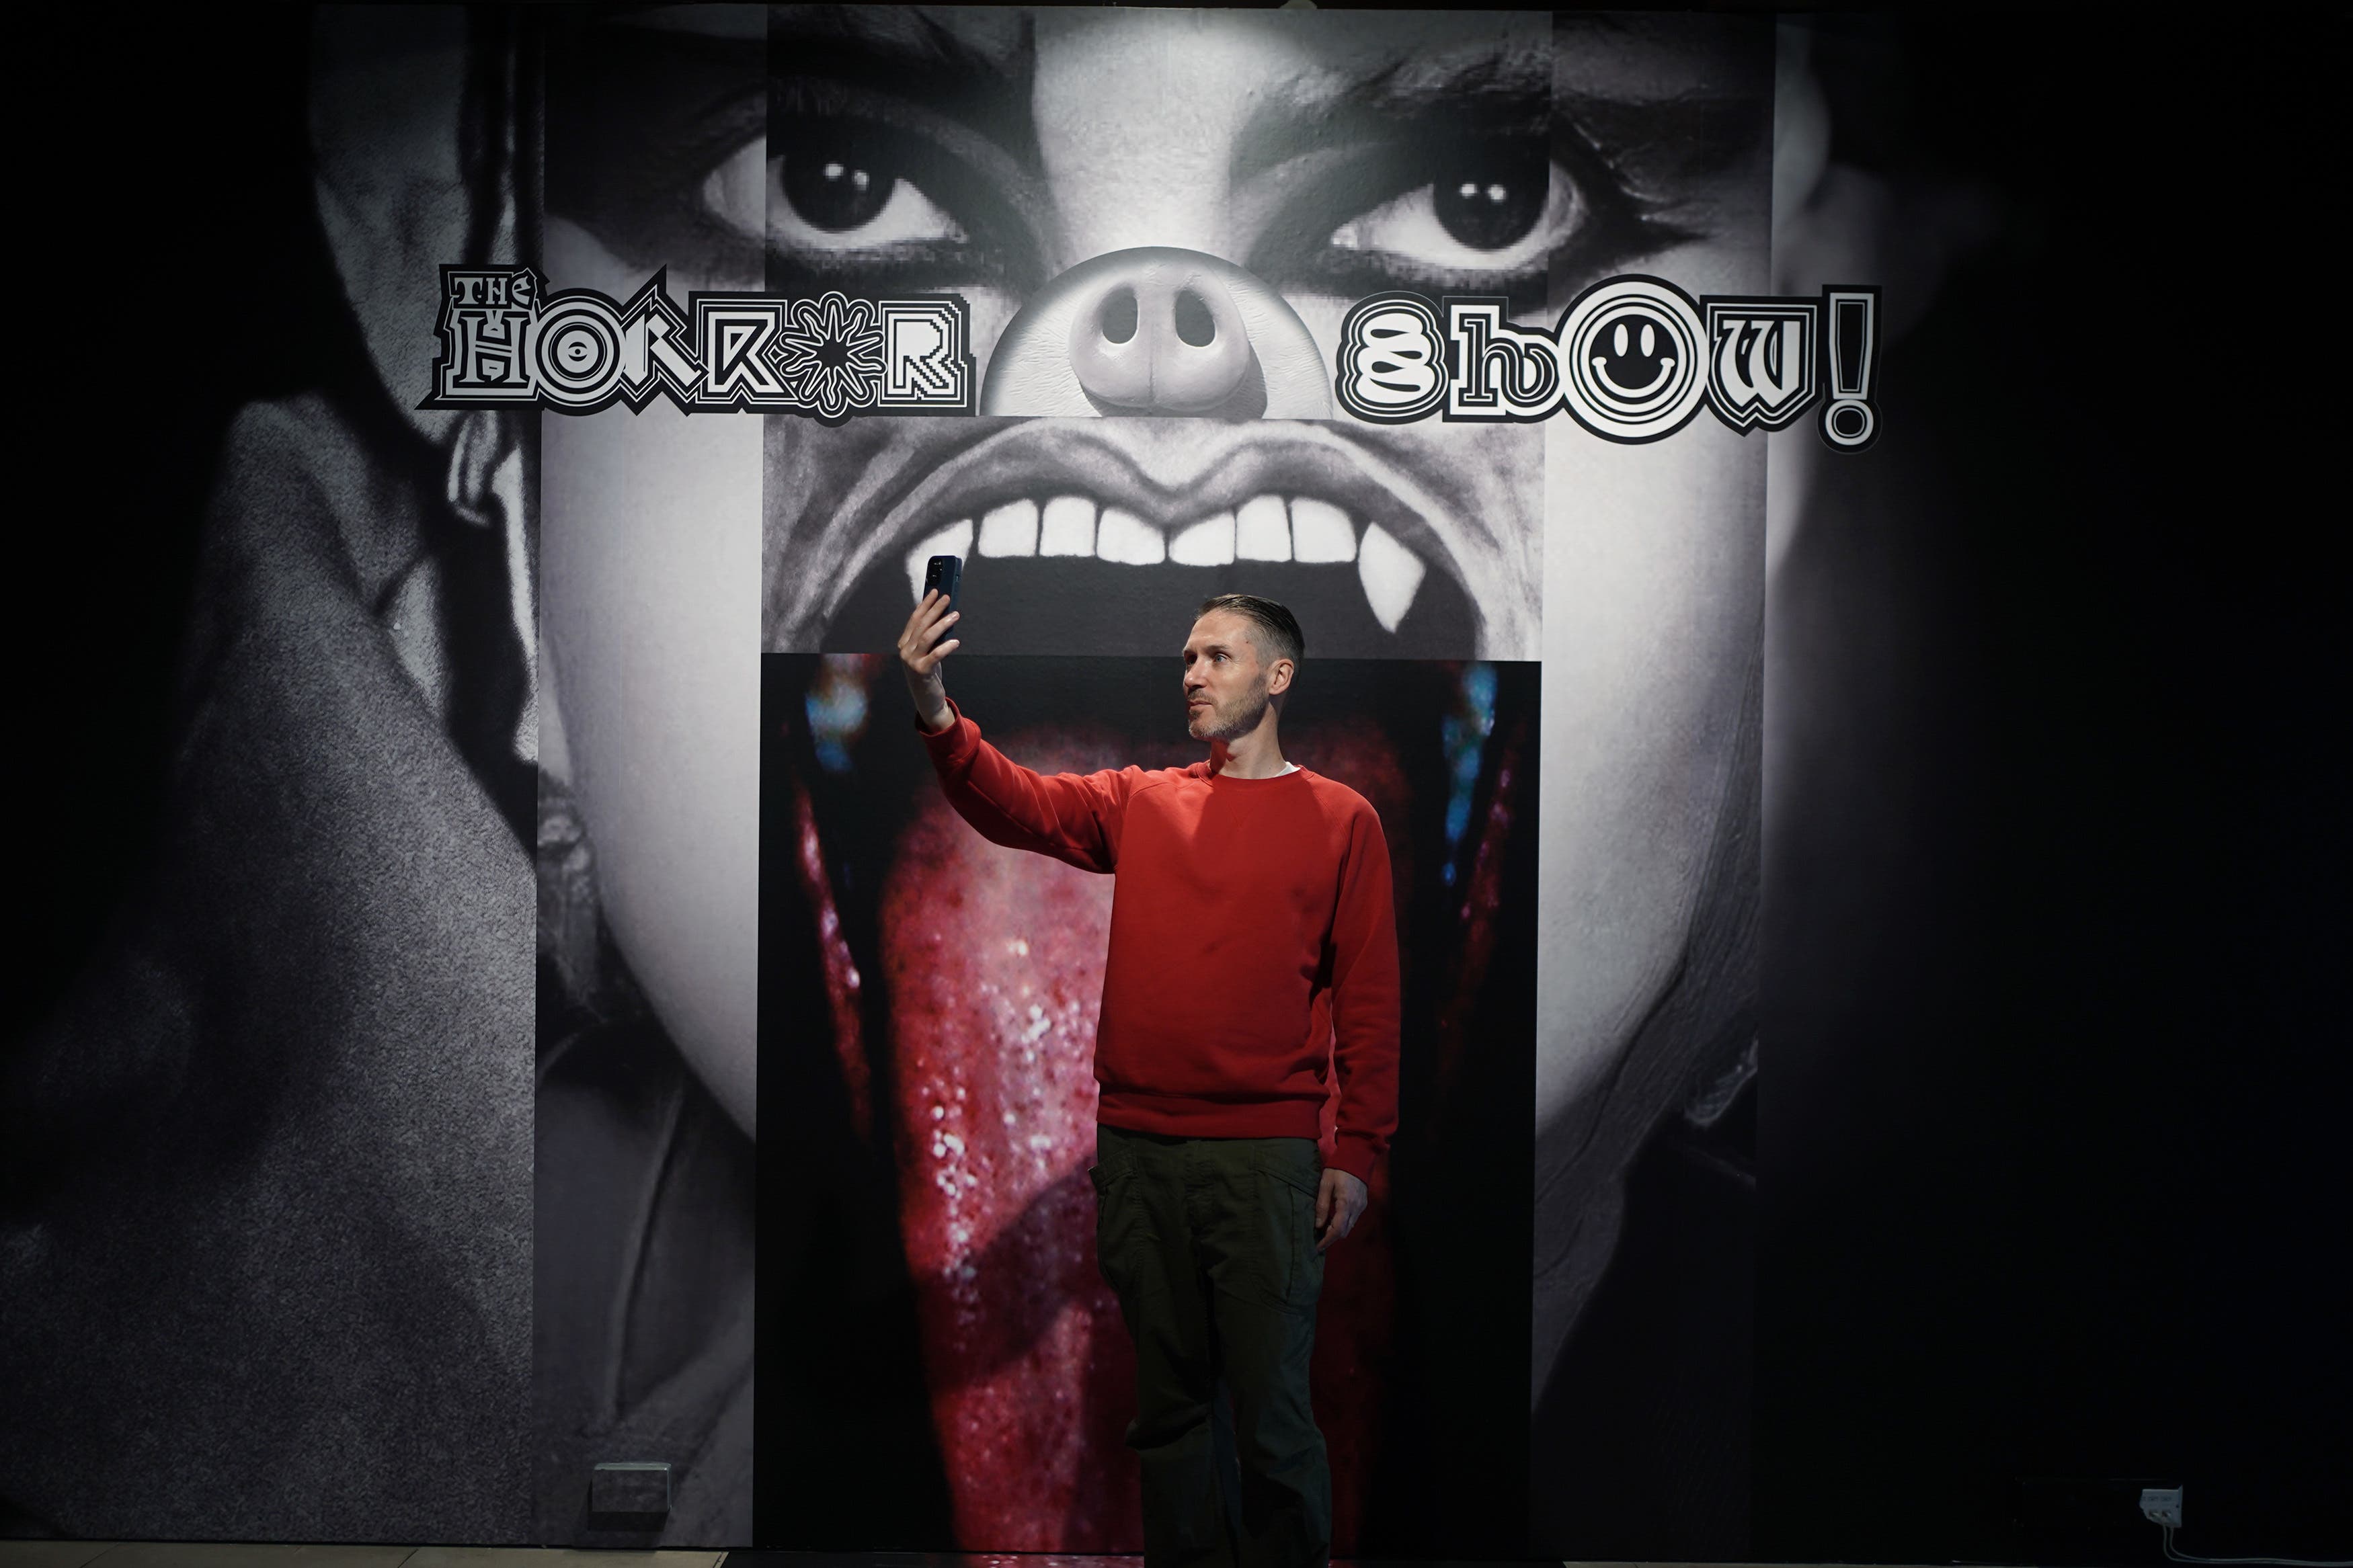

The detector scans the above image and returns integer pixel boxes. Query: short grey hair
[1196,593,1303,668]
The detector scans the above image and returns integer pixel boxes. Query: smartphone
[923,554,963,619]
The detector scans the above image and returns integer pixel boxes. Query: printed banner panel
[537,3,1767,1553]
[1,5,1773,1556]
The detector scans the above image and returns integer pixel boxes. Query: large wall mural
[3,5,1865,1557]
[532,6,1773,1551]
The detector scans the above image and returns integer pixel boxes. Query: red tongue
[879,723,1404,1552]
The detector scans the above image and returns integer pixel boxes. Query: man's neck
[1207,720,1287,779]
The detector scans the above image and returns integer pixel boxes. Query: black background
[1755,12,2351,1565]
[13,7,2349,1563]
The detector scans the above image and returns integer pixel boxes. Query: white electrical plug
[2142,1485,2186,1530]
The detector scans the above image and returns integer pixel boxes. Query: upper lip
[768,421,1532,652]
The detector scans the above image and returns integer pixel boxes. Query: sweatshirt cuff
[917,697,978,769]
[1328,1134,1380,1186]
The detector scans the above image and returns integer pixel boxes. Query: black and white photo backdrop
[10,7,2341,1565]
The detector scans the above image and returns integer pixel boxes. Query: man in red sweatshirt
[897,589,1399,1568]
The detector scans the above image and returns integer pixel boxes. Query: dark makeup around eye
[764,91,1045,297]
[545,19,767,276]
[768,6,1041,170]
[1231,28,1761,313]
[1239,123,1651,321]
[1550,14,1773,216]
[763,7,1055,298]
[554,9,1765,311]
[768,7,1755,309]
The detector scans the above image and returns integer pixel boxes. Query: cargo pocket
[1253,1148,1326,1311]
[1088,1157,1138,1303]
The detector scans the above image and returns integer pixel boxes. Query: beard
[1188,678,1272,744]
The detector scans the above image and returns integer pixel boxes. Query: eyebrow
[1231,28,1766,183]
[768,5,1040,168]
[608,6,765,40]
[1552,15,1773,179]
[1232,38,1552,181]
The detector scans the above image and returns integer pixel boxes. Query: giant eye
[701,127,965,253]
[1432,142,1550,250]
[783,134,895,231]
[1328,140,1579,277]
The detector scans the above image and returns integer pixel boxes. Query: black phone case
[924,554,963,616]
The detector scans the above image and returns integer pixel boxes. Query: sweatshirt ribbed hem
[1098,1089,1322,1142]
[1098,1090,1378,1184]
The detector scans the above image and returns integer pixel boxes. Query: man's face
[1182,610,1284,744]
[540,7,1769,1180]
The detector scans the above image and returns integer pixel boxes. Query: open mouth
[807,423,1487,659]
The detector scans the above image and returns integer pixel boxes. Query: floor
[0,1559,1776,1567]
[0,1551,726,1568]
[0,1551,1836,1568]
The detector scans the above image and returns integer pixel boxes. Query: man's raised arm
[900,587,962,735]
[897,589,1132,874]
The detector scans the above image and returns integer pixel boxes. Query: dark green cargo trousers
[1090,1123,1330,1568]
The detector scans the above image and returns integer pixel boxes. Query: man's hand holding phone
[899,581,961,734]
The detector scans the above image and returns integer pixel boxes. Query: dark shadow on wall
[13,7,393,1042]
[1531,1082,1754,1560]
[1758,13,2353,1566]
[7,6,539,1544]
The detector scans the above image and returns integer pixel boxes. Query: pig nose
[1070,270,1251,414]
[980,247,1332,419]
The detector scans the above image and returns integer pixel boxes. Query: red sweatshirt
[920,702,1400,1183]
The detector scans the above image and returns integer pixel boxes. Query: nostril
[991,246,1330,417]
[1099,287,1139,345]
[1172,288,1215,348]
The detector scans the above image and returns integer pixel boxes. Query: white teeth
[1096,506,1166,565]
[904,519,975,604]
[1235,494,1290,561]
[978,498,1039,556]
[1039,495,1096,556]
[1355,522,1425,632]
[1288,497,1357,563]
[1169,512,1236,567]
[902,495,1419,619]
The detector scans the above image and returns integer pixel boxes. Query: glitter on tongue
[881,729,1133,1550]
[879,722,1410,1552]
[791,766,871,1139]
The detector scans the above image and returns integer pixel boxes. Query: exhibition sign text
[425,266,1879,449]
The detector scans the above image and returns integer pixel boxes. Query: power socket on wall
[2141,1485,2186,1530]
